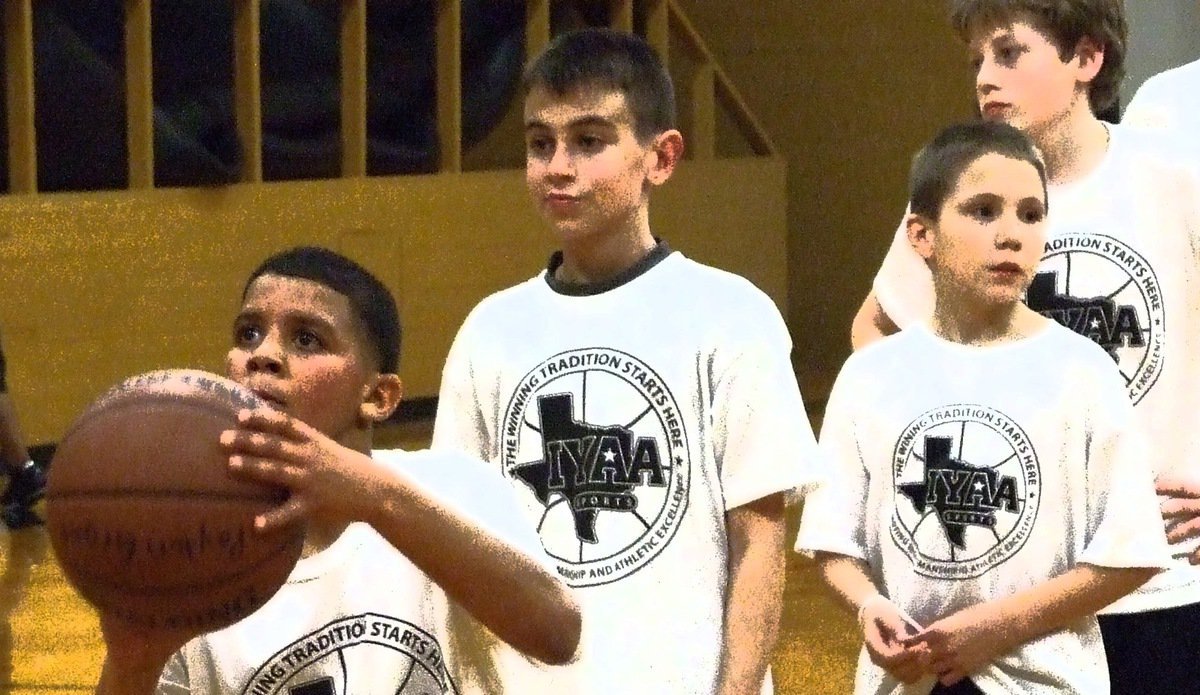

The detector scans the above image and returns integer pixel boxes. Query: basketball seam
[63,532,303,595]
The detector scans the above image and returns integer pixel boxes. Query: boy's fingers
[221,429,305,463]
[228,455,304,486]
[939,669,967,686]
[1160,497,1200,518]
[1166,517,1200,544]
[1155,477,1200,498]
[235,408,308,439]
[255,497,307,532]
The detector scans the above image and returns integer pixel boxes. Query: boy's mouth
[249,387,288,410]
[981,101,1010,118]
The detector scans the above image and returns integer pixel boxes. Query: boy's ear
[1073,35,1105,85]
[359,373,403,426]
[645,129,685,186]
[906,212,937,263]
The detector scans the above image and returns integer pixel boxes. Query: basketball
[44,369,305,633]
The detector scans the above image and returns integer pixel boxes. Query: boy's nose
[547,145,574,178]
[246,339,284,374]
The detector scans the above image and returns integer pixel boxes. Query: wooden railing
[3,0,777,193]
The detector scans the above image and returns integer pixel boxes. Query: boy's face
[226,274,378,443]
[911,153,1047,307]
[523,84,669,243]
[967,18,1094,136]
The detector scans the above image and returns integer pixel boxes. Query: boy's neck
[930,298,1047,347]
[1030,108,1110,186]
[556,214,657,285]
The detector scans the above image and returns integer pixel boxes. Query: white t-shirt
[432,243,820,694]
[796,323,1171,695]
[1123,58,1200,136]
[155,448,547,695]
[871,124,1200,612]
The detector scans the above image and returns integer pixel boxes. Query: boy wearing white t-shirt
[433,28,819,695]
[847,2,1200,691]
[798,121,1168,694]
[1122,57,1200,135]
[94,247,581,694]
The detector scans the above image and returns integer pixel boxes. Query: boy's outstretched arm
[816,552,927,685]
[716,492,786,695]
[96,614,194,695]
[850,290,899,351]
[905,564,1156,686]
[223,408,582,666]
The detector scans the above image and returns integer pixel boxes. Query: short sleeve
[1077,365,1172,570]
[711,298,820,510]
[872,213,936,330]
[432,312,491,460]
[1122,73,1176,131]
[793,362,870,560]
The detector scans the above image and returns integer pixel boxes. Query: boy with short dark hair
[433,28,819,695]
[801,120,1168,694]
[848,3,1200,691]
[96,246,581,694]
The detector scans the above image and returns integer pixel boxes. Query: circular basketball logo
[501,348,690,587]
[241,615,452,694]
[889,405,1040,580]
[1028,234,1166,404]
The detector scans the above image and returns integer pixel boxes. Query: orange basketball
[45,369,304,633]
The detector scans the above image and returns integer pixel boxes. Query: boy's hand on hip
[221,408,379,530]
[1156,476,1200,551]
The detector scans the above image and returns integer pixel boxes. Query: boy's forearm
[364,464,581,665]
[97,656,165,695]
[975,564,1155,650]
[816,552,882,616]
[717,494,786,695]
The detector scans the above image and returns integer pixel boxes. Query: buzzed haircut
[949,0,1127,114]
[909,120,1048,221]
[244,246,401,374]
[523,27,676,142]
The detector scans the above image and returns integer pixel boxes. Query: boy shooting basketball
[798,120,1168,694]
[848,2,1200,690]
[97,246,580,694]
[432,28,819,695]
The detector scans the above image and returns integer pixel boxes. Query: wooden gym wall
[1,0,787,445]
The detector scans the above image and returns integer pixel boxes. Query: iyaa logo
[502,348,690,587]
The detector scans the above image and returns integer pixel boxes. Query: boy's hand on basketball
[1156,476,1200,559]
[221,408,379,529]
[902,604,1008,686]
[859,595,928,684]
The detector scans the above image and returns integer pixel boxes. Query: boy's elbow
[531,589,582,665]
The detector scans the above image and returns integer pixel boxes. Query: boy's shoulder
[664,253,785,319]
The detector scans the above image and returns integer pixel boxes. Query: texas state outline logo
[1027,233,1166,404]
[889,405,1040,580]
[500,347,691,587]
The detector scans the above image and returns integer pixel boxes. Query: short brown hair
[949,0,1127,113]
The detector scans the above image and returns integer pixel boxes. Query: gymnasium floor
[0,421,859,694]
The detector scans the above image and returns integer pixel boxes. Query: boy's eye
[294,329,323,351]
[1020,207,1045,224]
[577,134,604,150]
[234,324,261,345]
[526,136,554,155]
[972,203,998,220]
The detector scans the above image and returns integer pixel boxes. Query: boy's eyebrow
[233,306,339,333]
[524,115,620,131]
